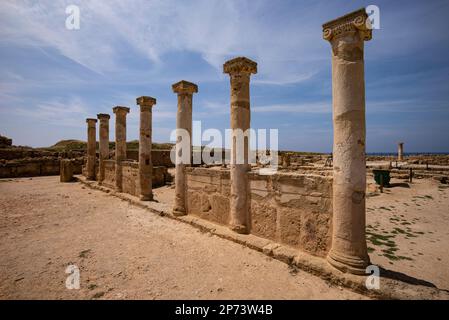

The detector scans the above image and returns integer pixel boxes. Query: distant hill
[49,139,86,150]
[46,139,174,151]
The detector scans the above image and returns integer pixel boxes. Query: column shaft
[398,143,404,161]
[136,96,156,201]
[230,73,251,233]
[323,9,372,274]
[172,81,197,216]
[97,114,110,184]
[139,107,153,200]
[173,94,192,215]
[113,107,129,192]
[223,57,257,234]
[86,119,97,180]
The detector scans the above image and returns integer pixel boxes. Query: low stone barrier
[0,157,83,178]
[100,159,171,193]
[185,167,332,257]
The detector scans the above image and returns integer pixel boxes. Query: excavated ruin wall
[0,158,83,178]
[125,150,174,168]
[100,160,170,193]
[185,167,333,257]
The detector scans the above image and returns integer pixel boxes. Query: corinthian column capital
[136,96,156,112]
[172,80,198,95]
[322,8,372,43]
[223,57,257,76]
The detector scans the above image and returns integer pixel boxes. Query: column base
[173,209,187,217]
[115,187,122,193]
[230,224,249,234]
[140,194,153,201]
[327,249,370,275]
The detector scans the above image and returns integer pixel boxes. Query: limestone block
[251,200,277,240]
[60,159,73,182]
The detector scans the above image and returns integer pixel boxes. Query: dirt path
[366,178,449,290]
[0,176,364,300]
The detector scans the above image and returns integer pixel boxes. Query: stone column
[223,57,257,234]
[85,118,97,180]
[113,106,130,192]
[398,142,404,161]
[172,81,198,216]
[97,113,110,184]
[136,96,157,201]
[323,9,372,274]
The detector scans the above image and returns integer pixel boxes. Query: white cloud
[0,0,328,83]
[8,96,89,127]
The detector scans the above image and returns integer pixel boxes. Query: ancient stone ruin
[70,9,446,282]
[73,8,382,275]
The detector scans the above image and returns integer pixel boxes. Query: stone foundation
[125,149,174,167]
[60,159,74,182]
[0,158,83,178]
[185,167,332,257]
[100,159,170,194]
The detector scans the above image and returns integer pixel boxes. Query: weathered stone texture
[85,118,97,180]
[60,159,74,182]
[185,167,333,257]
[172,80,197,216]
[223,57,257,234]
[0,158,83,178]
[101,159,169,195]
[126,150,174,167]
[323,8,372,274]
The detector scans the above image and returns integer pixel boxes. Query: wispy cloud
[0,0,448,151]
[8,96,89,127]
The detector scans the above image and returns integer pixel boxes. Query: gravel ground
[366,177,449,290]
[0,176,365,300]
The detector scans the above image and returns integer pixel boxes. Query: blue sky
[0,0,448,152]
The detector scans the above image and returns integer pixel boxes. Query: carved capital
[223,57,257,75]
[97,113,110,120]
[136,96,156,108]
[172,80,198,95]
[322,8,372,42]
[86,118,97,125]
[113,106,130,114]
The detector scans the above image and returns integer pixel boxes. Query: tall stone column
[172,80,198,216]
[398,142,404,161]
[113,106,130,192]
[223,57,257,234]
[85,118,97,180]
[323,9,373,274]
[97,113,110,184]
[136,96,156,201]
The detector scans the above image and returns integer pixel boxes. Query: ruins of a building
[76,8,377,275]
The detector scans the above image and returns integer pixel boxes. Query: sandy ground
[0,176,364,300]
[366,177,449,290]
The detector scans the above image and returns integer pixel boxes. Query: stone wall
[185,167,333,257]
[101,160,116,188]
[101,160,170,193]
[0,148,84,161]
[0,158,83,178]
[125,150,174,167]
